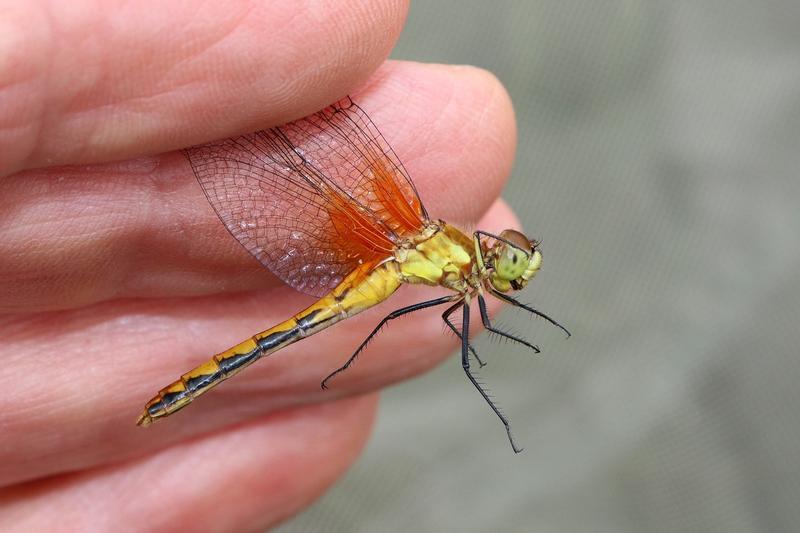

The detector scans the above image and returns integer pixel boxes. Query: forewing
[186,131,390,297]
[278,97,429,236]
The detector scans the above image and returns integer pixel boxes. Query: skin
[0,1,520,530]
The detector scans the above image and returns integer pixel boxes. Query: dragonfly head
[484,229,542,293]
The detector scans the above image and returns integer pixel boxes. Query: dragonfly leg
[477,294,539,354]
[489,289,571,338]
[444,302,522,453]
[321,295,457,389]
[441,301,485,367]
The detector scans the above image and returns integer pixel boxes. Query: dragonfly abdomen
[136,322,300,426]
[137,262,403,427]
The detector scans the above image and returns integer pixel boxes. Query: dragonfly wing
[185,98,427,297]
[279,97,429,236]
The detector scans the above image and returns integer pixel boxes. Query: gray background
[279,2,800,532]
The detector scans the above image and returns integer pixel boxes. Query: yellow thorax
[395,222,474,290]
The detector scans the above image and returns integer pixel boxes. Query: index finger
[0,0,408,175]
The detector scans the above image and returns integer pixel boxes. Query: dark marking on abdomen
[150,390,187,417]
[218,345,264,374]
[256,328,300,352]
[186,370,224,393]
[334,288,350,302]
[296,309,323,332]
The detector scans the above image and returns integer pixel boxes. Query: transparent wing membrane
[185,98,429,296]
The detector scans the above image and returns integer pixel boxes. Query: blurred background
[279,2,800,531]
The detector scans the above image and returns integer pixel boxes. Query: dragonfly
[136,97,569,452]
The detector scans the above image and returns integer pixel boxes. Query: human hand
[0,1,517,530]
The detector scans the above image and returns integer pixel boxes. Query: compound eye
[495,244,529,281]
[499,229,532,251]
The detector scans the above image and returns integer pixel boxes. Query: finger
[0,199,516,487]
[1,0,408,175]
[1,61,516,312]
[0,395,377,531]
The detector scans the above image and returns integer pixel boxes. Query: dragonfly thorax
[394,222,476,292]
